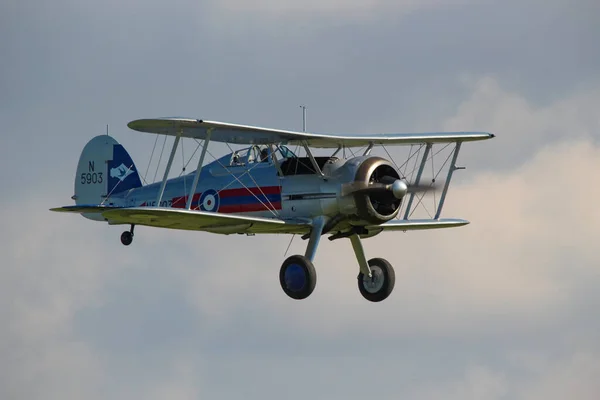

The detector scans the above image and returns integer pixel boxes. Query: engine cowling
[352,157,402,224]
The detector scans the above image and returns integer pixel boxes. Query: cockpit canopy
[227,145,297,166]
[205,144,338,176]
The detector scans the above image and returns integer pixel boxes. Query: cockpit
[227,145,297,166]
[223,144,339,176]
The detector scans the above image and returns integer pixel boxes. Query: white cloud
[441,75,600,169]
[141,136,600,347]
[164,80,600,340]
[3,75,600,399]
[0,202,111,399]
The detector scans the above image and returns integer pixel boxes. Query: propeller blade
[342,179,439,198]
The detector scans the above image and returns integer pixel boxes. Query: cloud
[211,0,457,20]
[409,365,508,400]
[0,201,112,399]
[2,0,600,394]
[157,78,600,342]
[406,350,600,400]
[439,76,600,170]
[518,352,600,400]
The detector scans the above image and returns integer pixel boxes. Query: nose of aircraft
[391,179,408,199]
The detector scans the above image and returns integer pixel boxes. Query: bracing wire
[100,164,135,205]
[181,138,187,203]
[401,145,415,178]
[284,234,295,258]
[431,144,437,211]
[397,145,421,218]
[198,144,280,218]
[178,141,202,177]
[381,144,403,173]
[152,135,168,183]
[409,145,422,183]
[408,147,455,219]
[144,134,160,184]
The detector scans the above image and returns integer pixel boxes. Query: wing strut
[186,129,212,209]
[403,143,432,219]
[331,145,342,157]
[302,141,325,178]
[434,142,462,219]
[156,132,181,206]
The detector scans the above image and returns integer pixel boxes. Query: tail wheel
[279,255,317,300]
[358,258,395,302]
[120,231,133,246]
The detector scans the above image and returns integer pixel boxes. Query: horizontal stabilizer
[50,205,124,213]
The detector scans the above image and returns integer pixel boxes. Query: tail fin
[74,135,142,206]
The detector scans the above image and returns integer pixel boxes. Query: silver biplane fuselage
[53,117,495,302]
[109,147,395,230]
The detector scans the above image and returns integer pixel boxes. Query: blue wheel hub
[284,264,306,292]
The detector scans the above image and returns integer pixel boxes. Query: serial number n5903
[80,172,103,184]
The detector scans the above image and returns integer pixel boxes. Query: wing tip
[440,218,470,226]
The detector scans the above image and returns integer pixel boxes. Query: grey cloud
[438,76,600,172]
[3,139,600,399]
[2,0,600,398]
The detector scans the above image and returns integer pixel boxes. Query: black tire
[279,255,317,300]
[357,258,395,302]
[120,231,133,246]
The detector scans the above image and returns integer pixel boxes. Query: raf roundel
[199,189,220,212]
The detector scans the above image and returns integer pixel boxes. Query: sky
[1,0,600,399]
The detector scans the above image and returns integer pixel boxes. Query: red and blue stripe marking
[161,186,282,213]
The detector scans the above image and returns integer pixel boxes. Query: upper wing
[127,118,494,148]
[364,218,470,234]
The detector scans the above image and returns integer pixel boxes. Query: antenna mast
[300,105,306,132]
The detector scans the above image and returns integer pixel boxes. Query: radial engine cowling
[352,157,403,224]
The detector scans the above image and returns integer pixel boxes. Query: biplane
[51,117,494,302]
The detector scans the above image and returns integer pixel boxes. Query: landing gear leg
[120,224,134,246]
[279,217,327,300]
[349,234,372,278]
[350,234,395,302]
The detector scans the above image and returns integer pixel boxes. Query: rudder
[74,135,142,208]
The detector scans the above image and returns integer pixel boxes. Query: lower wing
[51,206,467,235]
[365,218,469,234]
[51,205,310,235]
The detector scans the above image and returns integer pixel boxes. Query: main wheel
[358,258,395,302]
[279,255,317,300]
[120,231,133,246]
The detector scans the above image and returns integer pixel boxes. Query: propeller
[342,176,439,199]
